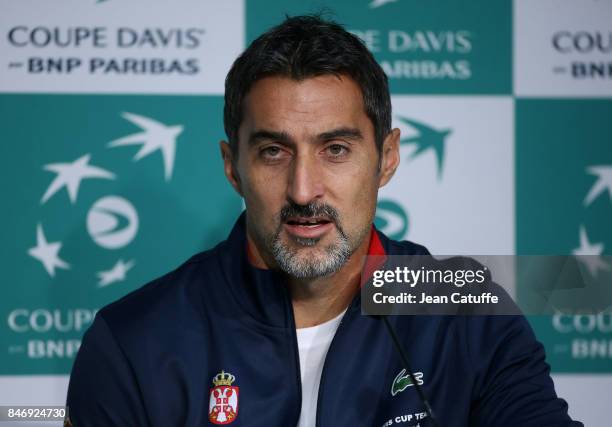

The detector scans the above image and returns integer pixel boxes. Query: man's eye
[260,146,282,158]
[326,144,349,157]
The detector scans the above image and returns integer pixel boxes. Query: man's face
[222,74,399,278]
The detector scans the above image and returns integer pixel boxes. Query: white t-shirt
[296,311,345,427]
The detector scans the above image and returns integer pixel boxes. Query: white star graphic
[584,165,612,206]
[97,259,135,287]
[41,154,115,204]
[369,0,398,8]
[572,225,610,277]
[108,112,184,181]
[28,224,70,277]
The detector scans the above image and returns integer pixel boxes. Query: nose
[287,152,325,206]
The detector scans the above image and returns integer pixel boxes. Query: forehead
[239,74,373,140]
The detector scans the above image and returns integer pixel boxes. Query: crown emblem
[212,370,235,387]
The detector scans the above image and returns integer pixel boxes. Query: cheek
[328,167,379,225]
[328,152,379,196]
[241,163,288,215]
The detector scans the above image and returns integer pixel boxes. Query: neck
[246,229,372,329]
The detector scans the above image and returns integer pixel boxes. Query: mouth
[283,216,335,240]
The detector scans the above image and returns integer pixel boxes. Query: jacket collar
[218,211,390,328]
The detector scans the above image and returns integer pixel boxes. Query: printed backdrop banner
[1,0,611,425]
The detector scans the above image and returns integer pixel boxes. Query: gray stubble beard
[269,226,352,279]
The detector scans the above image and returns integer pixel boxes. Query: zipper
[314,295,360,427]
[284,282,303,427]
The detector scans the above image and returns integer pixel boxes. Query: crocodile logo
[391,369,424,396]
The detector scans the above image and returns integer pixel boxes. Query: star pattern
[572,225,610,277]
[41,154,115,204]
[97,259,135,287]
[397,116,452,179]
[369,0,398,8]
[108,112,183,181]
[584,165,612,206]
[28,224,70,277]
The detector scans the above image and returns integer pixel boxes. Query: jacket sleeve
[66,314,149,427]
[468,315,583,426]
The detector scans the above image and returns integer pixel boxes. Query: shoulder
[375,228,431,256]
[95,242,227,340]
[388,239,431,256]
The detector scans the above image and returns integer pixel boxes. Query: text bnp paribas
[6,26,205,75]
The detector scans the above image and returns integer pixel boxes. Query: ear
[220,141,243,196]
[378,128,400,188]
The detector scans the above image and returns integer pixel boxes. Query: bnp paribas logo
[27,112,184,287]
[375,199,409,240]
[397,116,452,180]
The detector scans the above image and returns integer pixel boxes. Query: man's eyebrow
[247,127,364,147]
[248,130,293,146]
[318,127,363,141]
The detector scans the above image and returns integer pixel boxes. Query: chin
[272,235,352,279]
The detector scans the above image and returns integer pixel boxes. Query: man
[66,16,581,426]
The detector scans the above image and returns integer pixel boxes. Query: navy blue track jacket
[66,213,582,426]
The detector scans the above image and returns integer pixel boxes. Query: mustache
[279,201,340,223]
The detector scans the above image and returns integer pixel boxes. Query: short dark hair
[223,15,392,157]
